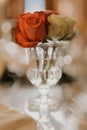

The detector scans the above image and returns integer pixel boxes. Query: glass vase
[25,40,71,130]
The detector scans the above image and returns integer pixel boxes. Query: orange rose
[16,11,47,48]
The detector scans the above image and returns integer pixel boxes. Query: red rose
[16,11,47,48]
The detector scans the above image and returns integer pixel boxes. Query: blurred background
[1,2,87,129]
[0,0,87,85]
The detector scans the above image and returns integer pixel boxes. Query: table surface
[0,104,36,130]
[0,79,87,130]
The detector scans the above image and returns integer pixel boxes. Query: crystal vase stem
[38,87,50,112]
[37,87,54,130]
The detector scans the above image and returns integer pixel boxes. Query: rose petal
[17,18,27,39]
[32,19,42,28]
[16,32,38,48]
[24,22,38,41]
[19,13,32,21]
[36,24,47,41]
[34,12,47,22]
[44,10,58,17]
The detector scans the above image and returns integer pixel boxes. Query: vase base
[24,108,63,130]
[25,96,59,112]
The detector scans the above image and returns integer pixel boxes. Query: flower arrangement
[16,10,76,48]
